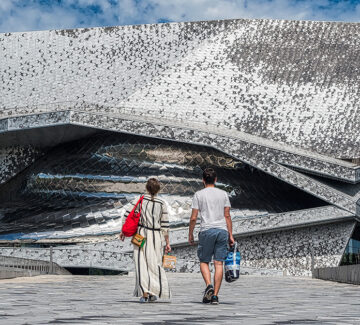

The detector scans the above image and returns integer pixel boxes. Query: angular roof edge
[1,17,359,36]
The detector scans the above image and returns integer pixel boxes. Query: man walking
[189,168,234,305]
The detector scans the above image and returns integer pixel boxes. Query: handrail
[0,246,134,258]
[0,255,70,275]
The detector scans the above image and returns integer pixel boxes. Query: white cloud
[134,0,360,23]
[0,0,359,33]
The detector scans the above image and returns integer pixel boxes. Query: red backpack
[122,196,144,237]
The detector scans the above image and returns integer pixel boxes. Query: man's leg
[200,262,212,286]
[198,230,216,303]
[212,229,228,298]
[213,260,224,296]
[198,230,215,287]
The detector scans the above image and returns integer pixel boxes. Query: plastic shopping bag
[224,242,241,283]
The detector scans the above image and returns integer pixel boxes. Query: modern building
[0,18,359,276]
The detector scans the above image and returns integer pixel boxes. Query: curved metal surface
[0,131,325,239]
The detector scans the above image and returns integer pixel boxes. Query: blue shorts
[197,228,228,263]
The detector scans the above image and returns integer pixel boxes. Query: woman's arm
[164,234,171,254]
[161,203,171,253]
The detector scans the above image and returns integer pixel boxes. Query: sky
[0,0,359,33]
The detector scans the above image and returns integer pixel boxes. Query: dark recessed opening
[0,126,327,241]
[64,267,128,276]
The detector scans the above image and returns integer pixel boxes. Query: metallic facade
[0,132,323,238]
[0,18,359,275]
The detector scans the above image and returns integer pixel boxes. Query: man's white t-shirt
[191,187,231,232]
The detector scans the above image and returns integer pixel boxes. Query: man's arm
[225,207,235,246]
[188,208,198,245]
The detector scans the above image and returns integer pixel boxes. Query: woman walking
[120,178,171,302]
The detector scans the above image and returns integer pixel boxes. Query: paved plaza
[0,273,359,324]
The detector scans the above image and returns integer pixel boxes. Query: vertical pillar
[49,246,53,274]
[310,245,315,273]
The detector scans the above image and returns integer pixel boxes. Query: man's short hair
[202,168,217,185]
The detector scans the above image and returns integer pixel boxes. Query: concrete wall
[0,268,36,279]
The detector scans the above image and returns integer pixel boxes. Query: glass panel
[341,223,360,265]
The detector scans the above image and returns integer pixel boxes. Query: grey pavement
[0,273,359,325]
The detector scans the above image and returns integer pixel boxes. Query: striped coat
[126,194,171,299]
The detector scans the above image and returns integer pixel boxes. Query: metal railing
[313,264,360,285]
[0,255,70,277]
[0,245,134,272]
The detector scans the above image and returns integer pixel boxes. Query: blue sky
[0,0,359,33]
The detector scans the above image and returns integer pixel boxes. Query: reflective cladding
[0,131,325,239]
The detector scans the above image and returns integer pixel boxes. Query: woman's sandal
[148,295,158,302]
[139,296,148,303]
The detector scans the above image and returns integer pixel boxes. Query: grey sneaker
[139,296,148,303]
[211,295,219,305]
[202,284,214,303]
[148,295,158,302]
